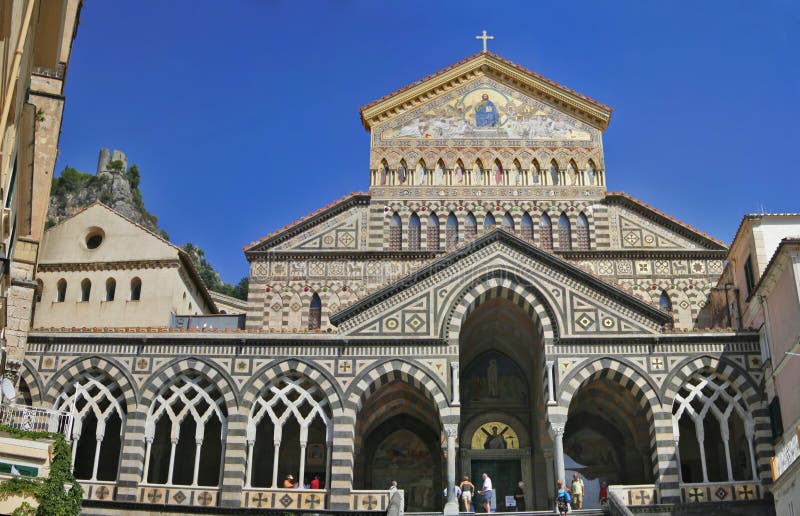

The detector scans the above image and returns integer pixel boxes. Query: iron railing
[0,403,73,439]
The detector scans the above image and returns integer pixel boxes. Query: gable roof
[605,192,728,251]
[244,192,370,254]
[43,202,218,313]
[360,52,614,132]
[330,226,671,327]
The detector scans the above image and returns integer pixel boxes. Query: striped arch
[17,360,43,406]
[43,355,138,408]
[345,359,448,414]
[141,357,239,413]
[662,354,772,481]
[557,357,661,412]
[556,357,663,482]
[662,355,760,407]
[240,358,343,413]
[444,272,557,343]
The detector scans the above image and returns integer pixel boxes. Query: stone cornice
[360,53,613,131]
[37,259,180,273]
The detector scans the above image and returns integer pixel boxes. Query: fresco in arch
[462,351,528,406]
[380,84,593,142]
[370,429,435,511]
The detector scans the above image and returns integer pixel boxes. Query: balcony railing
[0,403,73,439]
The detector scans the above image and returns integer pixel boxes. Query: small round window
[85,228,105,249]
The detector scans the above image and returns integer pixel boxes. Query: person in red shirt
[310,475,321,490]
[599,481,608,505]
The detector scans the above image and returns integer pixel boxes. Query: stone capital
[443,423,459,438]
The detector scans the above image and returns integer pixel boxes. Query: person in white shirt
[479,472,493,512]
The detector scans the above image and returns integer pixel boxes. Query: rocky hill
[47,148,248,299]
[47,149,166,238]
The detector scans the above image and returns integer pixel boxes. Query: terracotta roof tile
[243,191,369,252]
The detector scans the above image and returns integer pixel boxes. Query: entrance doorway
[458,287,550,510]
[470,459,521,512]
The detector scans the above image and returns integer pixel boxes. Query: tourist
[283,474,296,488]
[556,480,571,515]
[459,475,475,512]
[310,475,321,490]
[514,480,526,511]
[479,472,493,513]
[571,472,584,509]
[389,480,398,495]
[599,481,608,506]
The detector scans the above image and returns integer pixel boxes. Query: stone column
[450,362,460,406]
[652,406,681,504]
[443,424,459,515]
[549,424,566,486]
[329,407,357,512]
[546,361,556,405]
[220,412,247,507]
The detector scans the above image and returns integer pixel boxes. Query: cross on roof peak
[475,30,494,53]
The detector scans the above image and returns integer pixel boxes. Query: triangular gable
[40,203,181,264]
[244,193,370,254]
[331,228,671,339]
[360,52,613,132]
[605,193,728,251]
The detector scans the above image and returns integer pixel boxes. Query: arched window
[308,293,322,330]
[465,212,477,240]
[576,213,590,250]
[558,213,572,250]
[473,161,485,185]
[247,373,331,488]
[521,213,533,241]
[389,213,402,251]
[55,370,126,481]
[397,161,408,184]
[145,372,227,486]
[586,161,597,186]
[105,278,116,301]
[532,160,541,184]
[454,161,465,185]
[434,160,445,186]
[80,279,91,302]
[427,213,439,251]
[493,160,504,185]
[539,214,553,250]
[130,277,142,301]
[446,213,459,248]
[56,279,67,302]
[408,213,421,251]
[659,291,673,312]
[502,212,514,231]
[483,212,495,229]
[567,161,579,185]
[673,371,757,483]
[378,160,388,186]
[415,161,427,186]
[549,161,559,185]
[512,160,523,186]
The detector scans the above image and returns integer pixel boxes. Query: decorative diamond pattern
[576,314,594,329]
[279,493,294,507]
[406,314,425,331]
[172,491,186,504]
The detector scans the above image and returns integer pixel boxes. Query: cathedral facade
[20,52,773,514]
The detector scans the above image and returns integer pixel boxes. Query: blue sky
[57,1,800,283]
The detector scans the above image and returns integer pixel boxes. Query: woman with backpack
[556,480,571,515]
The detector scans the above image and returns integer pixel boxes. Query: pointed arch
[286,291,302,330]
[483,212,495,229]
[567,160,579,186]
[492,159,504,185]
[415,159,427,186]
[397,159,408,184]
[54,369,128,481]
[454,159,466,185]
[521,212,533,241]
[473,159,485,185]
[144,370,228,486]
[446,212,459,248]
[265,291,283,330]
[434,159,446,186]
[558,212,572,250]
[502,211,514,231]
[408,212,421,250]
[549,160,560,185]
[576,212,590,250]
[346,359,449,414]
[532,159,542,185]
[539,213,553,250]
[659,290,673,312]
[512,159,523,186]
[427,212,440,251]
[378,159,389,186]
[586,160,597,186]
[465,212,477,240]
[308,293,322,330]
[389,212,402,251]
